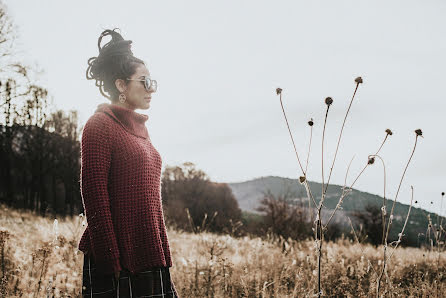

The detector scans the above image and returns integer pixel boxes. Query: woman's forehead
[133,64,150,77]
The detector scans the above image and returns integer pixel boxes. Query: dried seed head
[415,200,418,204]
[276,88,282,95]
[385,129,393,136]
[442,192,444,197]
[308,118,314,126]
[299,176,306,184]
[415,129,423,136]
[355,77,363,84]
[368,157,375,165]
[431,201,433,204]
[325,97,333,106]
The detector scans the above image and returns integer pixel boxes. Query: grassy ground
[0,205,445,297]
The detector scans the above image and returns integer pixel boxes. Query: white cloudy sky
[5,0,446,214]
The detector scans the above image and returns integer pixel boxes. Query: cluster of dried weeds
[275,77,427,296]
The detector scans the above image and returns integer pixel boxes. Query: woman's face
[115,63,154,110]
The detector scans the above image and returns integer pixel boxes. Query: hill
[228,176,440,246]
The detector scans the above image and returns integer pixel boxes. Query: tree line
[0,1,82,217]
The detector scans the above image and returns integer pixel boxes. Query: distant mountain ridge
[227,176,439,246]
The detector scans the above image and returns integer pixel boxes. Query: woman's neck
[111,101,136,111]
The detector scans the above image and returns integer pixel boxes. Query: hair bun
[86,28,134,82]
[97,29,133,57]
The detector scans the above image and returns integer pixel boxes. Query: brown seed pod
[299,176,306,184]
[355,77,363,84]
[442,192,445,196]
[415,129,423,136]
[276,88,282,95]
[385,129,393,135]
[368,157,375,165]
[325,97,333,106]
[308,118,314,126]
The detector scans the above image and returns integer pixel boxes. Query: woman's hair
[86,28,145,101]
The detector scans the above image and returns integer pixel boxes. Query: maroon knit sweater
[78,103,172,275]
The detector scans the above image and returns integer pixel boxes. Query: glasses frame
[126,77,157,92]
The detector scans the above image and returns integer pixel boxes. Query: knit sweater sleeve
[80,114,122,275]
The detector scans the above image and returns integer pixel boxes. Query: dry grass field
[0,204,445,297]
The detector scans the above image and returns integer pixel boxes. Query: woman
[78,29,178,297]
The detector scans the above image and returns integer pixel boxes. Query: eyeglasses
[126,77,157,92]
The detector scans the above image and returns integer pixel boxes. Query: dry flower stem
[438,193,444,233]
[321,105,330,206]
[316,102,333,297]
[385,186,414,263]
[377,187,413,298]
[372,155,388,246]
[276,90,317,209]
[305,124,315,221]
[277,91,305,174]
[384,134,420,244]
[323,82,361,195]
[305,124,313,175]
[378,134,420,297]
[343,155,355,193]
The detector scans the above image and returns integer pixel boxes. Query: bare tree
[256,189,312,241]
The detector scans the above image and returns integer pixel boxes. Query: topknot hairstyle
[86,28,145,101]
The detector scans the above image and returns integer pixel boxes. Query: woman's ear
[115,79,127,93]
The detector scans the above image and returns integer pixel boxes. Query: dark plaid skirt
[82,253,179,297]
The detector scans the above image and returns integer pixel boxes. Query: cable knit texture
[78,103,172,275]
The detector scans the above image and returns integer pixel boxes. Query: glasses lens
[144,77,151,91]
[151,80,157,92]
[144,77,157,92]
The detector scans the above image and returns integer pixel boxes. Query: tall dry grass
[0,204,445,297]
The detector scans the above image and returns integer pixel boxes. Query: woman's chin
[139,102,150,110]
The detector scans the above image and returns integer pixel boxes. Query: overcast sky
[5,0,446,214]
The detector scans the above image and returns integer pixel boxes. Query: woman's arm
[80,113,122,275]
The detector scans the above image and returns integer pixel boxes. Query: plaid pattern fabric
[78,103,172,274]
[82,253,179,297]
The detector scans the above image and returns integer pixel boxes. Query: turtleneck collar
[95,103,149,139]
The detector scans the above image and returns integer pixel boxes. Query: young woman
[78,29,178,297]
